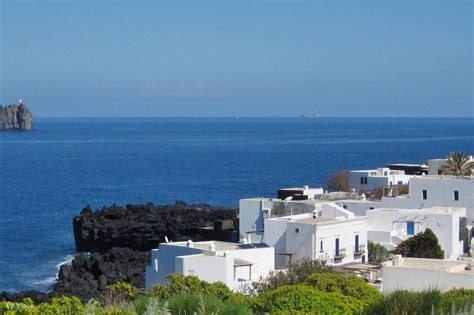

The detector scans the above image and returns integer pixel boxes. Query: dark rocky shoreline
[1,201,238,302]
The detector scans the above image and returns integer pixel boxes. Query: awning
[234,258,253,267]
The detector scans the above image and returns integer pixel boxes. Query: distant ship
[300,112,320,118]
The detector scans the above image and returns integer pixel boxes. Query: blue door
[355,235,359,252]
[335,238,340,256]
[407,221,415,235]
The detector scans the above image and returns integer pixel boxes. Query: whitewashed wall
[383,259,474,293]
[145,244,203,290]
[367,208,464,259]
[381,177,473,222]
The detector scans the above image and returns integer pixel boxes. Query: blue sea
[0,117,473,292]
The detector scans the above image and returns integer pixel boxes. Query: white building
[382,255,474,293]
[381,176,474,223]
[366,207,466,260]
[348,168,413,191]
[239,197,329,243]
[427,157,474,175]
[264,203,368,267]
[277,186,324,200]
[336,199,381,217]
[145,240,274,291]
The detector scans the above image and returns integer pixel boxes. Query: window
[454,191,459,201]
[364,177,368,184]
[407,221,415,235]
[422,190,427,200]
[335,238,340,256]
[369,207,375,210]
[320,240,324,253]
[342,205,347,209]
[360,177,364,185]
[354,234,359,252]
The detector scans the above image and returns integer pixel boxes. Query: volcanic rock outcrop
[73,201,238,252]
[0,102,33,130]
[52,201,238,300]
[54,248,150,301]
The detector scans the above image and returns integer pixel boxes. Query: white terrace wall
[383,260,474,293]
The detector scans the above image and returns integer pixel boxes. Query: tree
[392,228,444,259]
[325,169,350,192]
[368,241,390,265]
[440,152,473,177]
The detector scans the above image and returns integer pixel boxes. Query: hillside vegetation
[2,260,473,315]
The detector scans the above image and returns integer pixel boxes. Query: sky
[1,0,472,117]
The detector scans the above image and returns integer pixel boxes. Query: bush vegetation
[392,228,444,259]
[2,262,474,315]
[368,241,390,265]
[325,169,350,192]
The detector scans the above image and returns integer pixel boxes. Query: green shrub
[0,300,39,315]
[368,241,390,265]
[305,272,382,306]
[253,284,365,314]
[440,289,474,313]
[37,296,85,315]
[168,294,217,315]
[367,289,443,315]
[253,258,333,293]
[107,281,138,301]
[148,274,234,302]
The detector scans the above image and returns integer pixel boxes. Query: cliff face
[0,103,33,130]
[73,201,238,252]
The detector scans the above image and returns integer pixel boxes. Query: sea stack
[0,100,33,130]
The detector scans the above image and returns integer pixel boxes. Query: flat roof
[292,217,336,224]
[388,163,426,167]
[338,199,380,204]
[165,241,240,252]
[411,175,473,180]
[279,187,323,190]
[390,257,473,273]
[369,206,466,215]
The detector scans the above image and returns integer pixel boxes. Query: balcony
[354,244,366,256]
[334,248,346,261]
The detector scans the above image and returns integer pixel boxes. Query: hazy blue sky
[1,0,472,117]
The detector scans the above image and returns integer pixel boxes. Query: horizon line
[34,115,474,119]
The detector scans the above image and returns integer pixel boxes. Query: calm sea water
[0,117,473,292]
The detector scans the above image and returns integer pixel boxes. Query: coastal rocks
[54,248,149,301]
[73,201,238,252]
[0,290,50,304]
[49,201,239,300]
[0,102,33,130]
